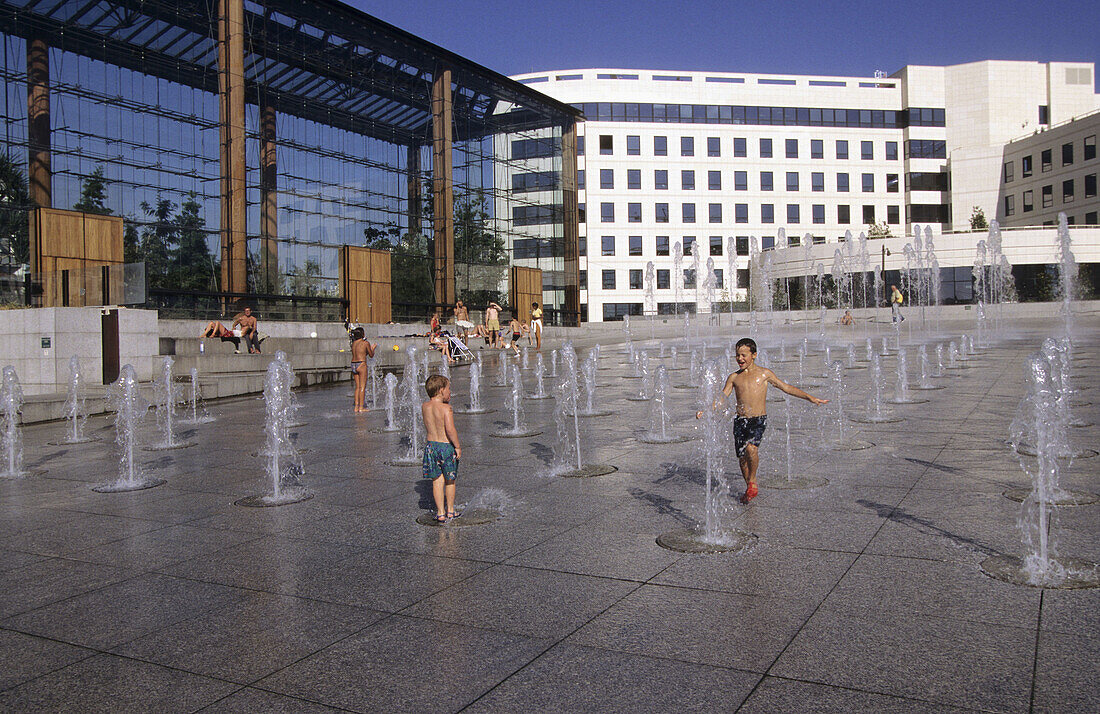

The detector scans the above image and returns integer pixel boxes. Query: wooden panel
[510,266,542,323]
[84,214,124,262]
[31,207,123,307]
[340,245,392,324]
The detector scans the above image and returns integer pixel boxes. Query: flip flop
[435,513,447,522]
[447,511,459,519]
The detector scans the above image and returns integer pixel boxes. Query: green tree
[72,166,112,215]
[866,221,893,239]
[970,206,988,230]
[454,189,508,308]
[284,258,325,296]
[136,197,177,290]
[173,193,217,291]
[0,154,30,266]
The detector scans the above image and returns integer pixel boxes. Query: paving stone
[0,628,94,691]
[256,615,548,712]
[0,654,238,712]
[738,676,977,713]
[464,642,760,712]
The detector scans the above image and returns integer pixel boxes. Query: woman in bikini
[350,327,378,413]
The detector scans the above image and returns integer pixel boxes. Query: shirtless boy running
[422,375,462,521]
[697,337,828,503]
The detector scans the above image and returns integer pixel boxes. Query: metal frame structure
[0,0,581,324]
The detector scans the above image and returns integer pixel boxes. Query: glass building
[0,0,580,324]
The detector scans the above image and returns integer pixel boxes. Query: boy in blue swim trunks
[698,337,828,503]
[422,374,462,521]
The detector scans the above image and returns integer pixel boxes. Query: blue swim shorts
[733,415,767,457]
[423,441,458,482]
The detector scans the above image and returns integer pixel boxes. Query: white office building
[511,61,1099,321]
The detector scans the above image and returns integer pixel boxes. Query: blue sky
[348,0,1099,87]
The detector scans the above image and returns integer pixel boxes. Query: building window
[861,141,873,160]
[626,135,640,155]
[656,203,669,222]
[1063,142,1074,166]
[862,173,874,192]
[683,269,696,289]
[886,141,898,161]
[708,171,722,190]
[599,135,613,155]
[1039,105,1049,124]
[734,137,747,157]
[1023,190,1034,212]
[811,139,824,159]
[600,169,614,190]
[682,203,696,223]
[579,270,586,290]
[682,170,695,190]
[761,204,775,223]
[787,204,800,223]
[654,136,667,156]
[1085,173,1096,198]
[579,203,585,223]
[786,138,798,158]
[887,174,899,193]
[734,171,748,190]
[812,204,825,224]
[656,236,670,255]
[710,236,723,255]
[601,236,615,256]
[578,236,586,256]
[837,173,849,192]
[735,203,748,223]
[657,269,670,289]
[681,136,694,157]
[1085,211,1098,225]
[707,136,721,157]
[736,236,749,256]
[629,269,643,289]
[760,138,773,158]
[1004,194,1015,216]
[1022,155,1033,177]
[1042,185,1053,208]
[1062,179,1074,203]
[577,170,585,190]
[602,303,642,321]
[1085,135,1096,161]
[811,172,824,192]
[887,205,900,224]
[1041,149,1052,172]
[714,269,724,289]
[629,235,642,256]
[709,203,722,223]
[627,169,641,190]
[838,204,850,224]
[862,205,875,224]
[788,233,801,247]
[786,172,799,191]
[836,140,849,159]
[904,140,946,159]
[1003,162,1014,183]
[760,171,774,191]
[600,202,614,223]
[628,203,642,222]
[762,236,775,250]
[577,136,584,156]
[683,237,695,255]
[602,269,616,289]
[655,170,668,190]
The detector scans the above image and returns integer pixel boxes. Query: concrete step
[163,336,349,356]
[171,351,349,376]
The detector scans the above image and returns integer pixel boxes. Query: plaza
[1,308,1098,712]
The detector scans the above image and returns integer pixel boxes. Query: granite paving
[1,316,1098,712]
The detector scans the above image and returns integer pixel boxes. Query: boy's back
[422,397,453,443]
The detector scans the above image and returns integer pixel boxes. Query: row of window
[585,168,900,193]
[585,201,901,225]
[582,268,730,291]
[571,103,946,128]
[1003,174,1098,215]
[584,135,898,161]
[1003,135,1097,183]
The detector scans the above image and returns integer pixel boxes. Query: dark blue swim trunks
[422,441,459,482]
[733,415,767,457]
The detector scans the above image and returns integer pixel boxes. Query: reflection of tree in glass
[0,154,30,267]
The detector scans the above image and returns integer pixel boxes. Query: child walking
[422,374,462,521]
[698,337,828,503]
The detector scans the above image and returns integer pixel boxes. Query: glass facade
[1,0,579,323]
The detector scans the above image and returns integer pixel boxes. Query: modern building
[512,62,1099,320]
[998,110,1099,228]
[0,0,581,324]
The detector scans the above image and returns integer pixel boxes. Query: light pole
[881,245,891,305]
